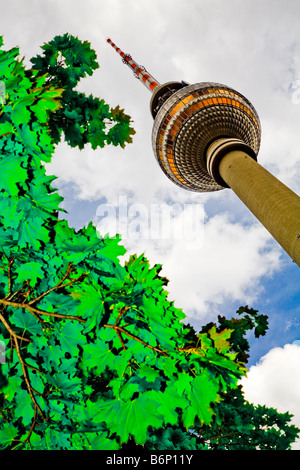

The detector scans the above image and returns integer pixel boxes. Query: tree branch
[0,132,12,139]
[28,262,74,306]
[104,323,169,357]
[0,311,31,343]
[116,329,127,351]
[0,298,86,323]
[0,257,89,441]
[0,310,45,420]
[7,256,15,296]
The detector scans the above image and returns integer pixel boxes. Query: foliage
[201,305,269,364]
[198,385,300,450]
[195,308,300,450]
[0,34,299,451]
[30,33,135,149]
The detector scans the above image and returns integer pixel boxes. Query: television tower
[107,38,300,267]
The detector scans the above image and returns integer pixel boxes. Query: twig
[0,132,12,139]
[0,310,45,421]
[0,299,86,323]
[115,306,129,325]
[0,311,31,344]
[7,257,15,297]
[26,363,44,375]
[6,320,45,420]
[104,323,169,357]
[0,256,89,441]
[204,430,240,442]
[28,262,74,306]
[26,308,45,324]
[116,329,127,351]
[103,305,169,356]
[0,410,10,423]
[13,337,45,419]
[4,282,28,301]
[29,270,87,307]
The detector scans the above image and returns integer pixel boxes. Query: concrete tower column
[207,138,300,266]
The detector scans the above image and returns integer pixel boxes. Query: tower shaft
[107,38,160,92]
[207,139,300,266]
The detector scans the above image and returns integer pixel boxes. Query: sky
[1,0,300,448]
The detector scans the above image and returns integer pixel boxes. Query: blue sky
[1,0,300,447]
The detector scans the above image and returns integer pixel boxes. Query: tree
[30,33,136,150]
[0,34,298,451]
[192,307,300,450]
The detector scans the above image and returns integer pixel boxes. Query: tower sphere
[151,82,261,192]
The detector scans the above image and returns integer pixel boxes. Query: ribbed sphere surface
[152,82,261,192]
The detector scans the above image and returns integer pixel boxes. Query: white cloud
[92,203,281,321]
[149,214,281,320]
[240,344,300,449]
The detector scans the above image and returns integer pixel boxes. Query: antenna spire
[107,38,160,93]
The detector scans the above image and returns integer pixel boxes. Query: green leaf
[80,339,130,377]
[0,121,13,136]
[47,372,82,394]
[69,282,105,332]
[70,431,119,450]
[15,261,45,286]
[42,427,72,450]
[27,175,64,214]
[182,373,219,428]
[1,375,23,402]
[96,392,164,445]
[148,388,186,427]
[30,87,63,123]
[11,94,34,126]
[17,215,50,249]
[55,321,87,356]
[0,154,27,196]
[15,389,35,426]
[80,341,110,375]
[10,308,44,335]
[88,122,107,149]
[0,423,18,448]
[136,365,162,384]
[107,120,135,148]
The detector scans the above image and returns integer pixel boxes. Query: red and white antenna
[107,38,160,93]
